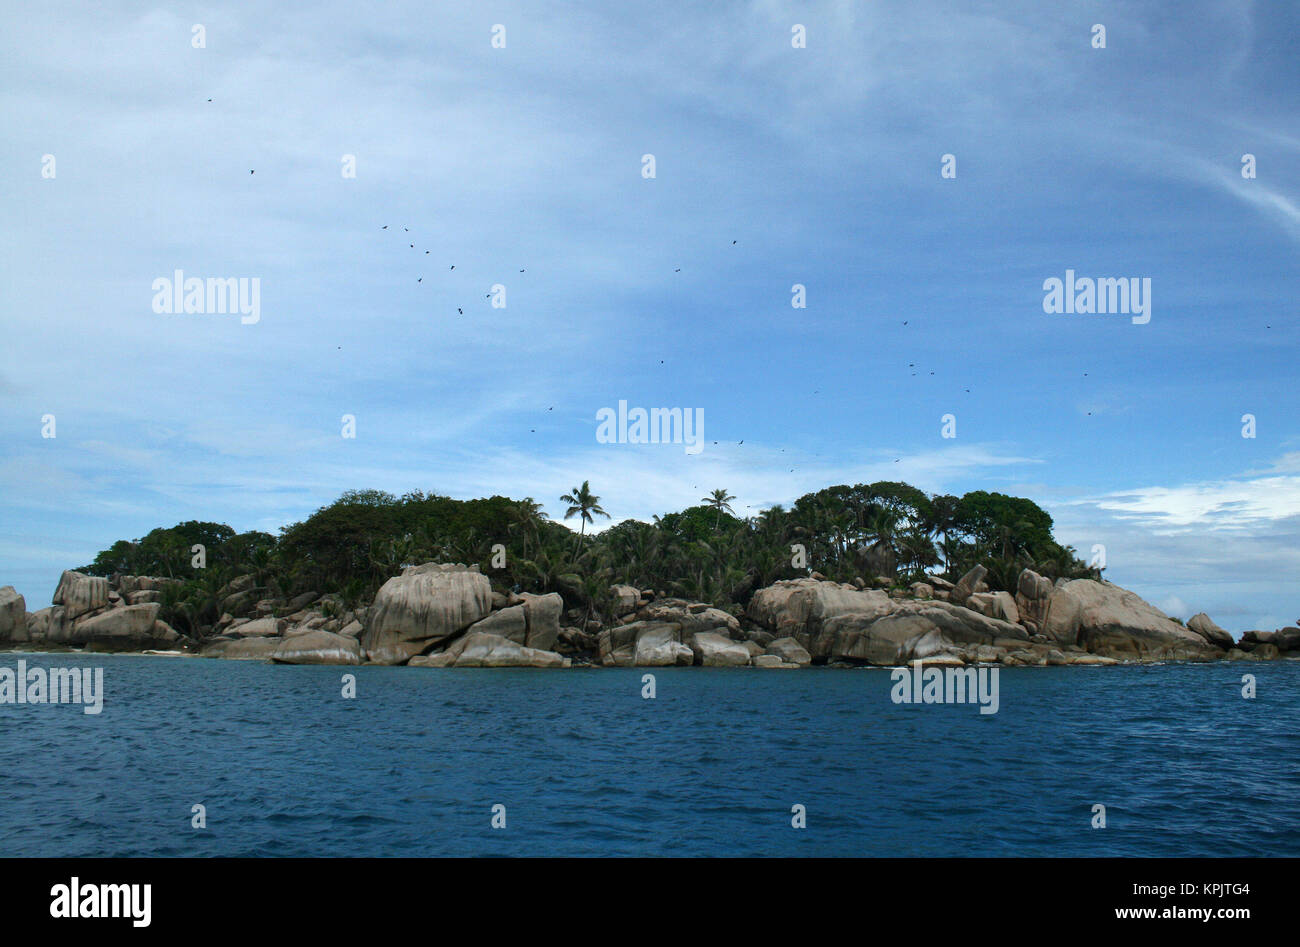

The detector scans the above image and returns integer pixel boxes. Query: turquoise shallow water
[1,653,1296,857]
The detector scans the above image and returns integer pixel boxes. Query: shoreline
[5,563,1298,670]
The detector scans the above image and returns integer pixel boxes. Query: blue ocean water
[1,653,1296,857]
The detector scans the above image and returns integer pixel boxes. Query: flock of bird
[363,222,1002,467]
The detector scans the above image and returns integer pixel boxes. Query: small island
[1,481,1294,667]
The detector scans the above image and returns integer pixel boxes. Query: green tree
[560,481,610,559]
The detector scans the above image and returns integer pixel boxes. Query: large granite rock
[689,631,751,667]
[747,577,1026,663]
[765,637,812,666]
[519,592,563,651]
[271,629,361,665]
[633,624,694,666]
[411,631,568,668]
[747,578,892,641]
[1275,627,1300,652]
[465,604,527,643]
[965,591,1020,624]
[69,603,177,651]
[0,587,27,642]
[52,571,109,621]
[25,606,66,642]
[610,585,640,617]
[1186,613,1235,650]
[818,600,1027,664]
[949,565,987,607]
[362,563,492,665]
[202,637,281,660]
[1043,580,1219,659]
[225,616,283,638]
[636,598,741,637]
[1015,568,1054,627]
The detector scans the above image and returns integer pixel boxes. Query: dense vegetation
[78,481,1097,637]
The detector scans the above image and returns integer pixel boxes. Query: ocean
[2,653,1296,857]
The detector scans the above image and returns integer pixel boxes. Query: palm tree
[560,481,610,559]
[701,488,736,530]
[509,498,547,559]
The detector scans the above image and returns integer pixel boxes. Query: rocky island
[1,563,1293,669]
[1,481,1294,668]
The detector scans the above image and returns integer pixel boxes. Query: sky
[2,1,1298,632]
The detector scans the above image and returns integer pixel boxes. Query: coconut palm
[701,488,736,530]
[560,481,610,559]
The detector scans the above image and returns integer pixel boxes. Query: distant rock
[765,637,812,666]
[689,631,751,667]
[202,637,281,660]
[465,604,527,643]
[226,616,283,638]
[635,597,741,638]
[633,624,694,666]
[747,578,893,642]
[70,603,178,652]
[0,587,27,642]
[965,590,1019,625]
[1274,627,1300,652]
[1187,613,1235,650]
[412,631,568,668]
[949,565,987,607]
[272,629,361,665]
[610,585,640,617]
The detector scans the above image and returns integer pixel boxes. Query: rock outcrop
[271,629,362,665]
[362,563,492,664]
[411,631,569,668]
[519,592,563,651]
[0,587,27,642]
[1187,613,1235,650]
[689,631,752,667]
[1042,580,1219,659]
[201,637,282,660]
[52,571,109,622]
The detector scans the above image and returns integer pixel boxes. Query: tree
[701,489,736,530]
[560,481,610,559]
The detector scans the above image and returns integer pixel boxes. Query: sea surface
[1,652,1297,857]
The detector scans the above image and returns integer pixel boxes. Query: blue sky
[2,1,1298,631]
